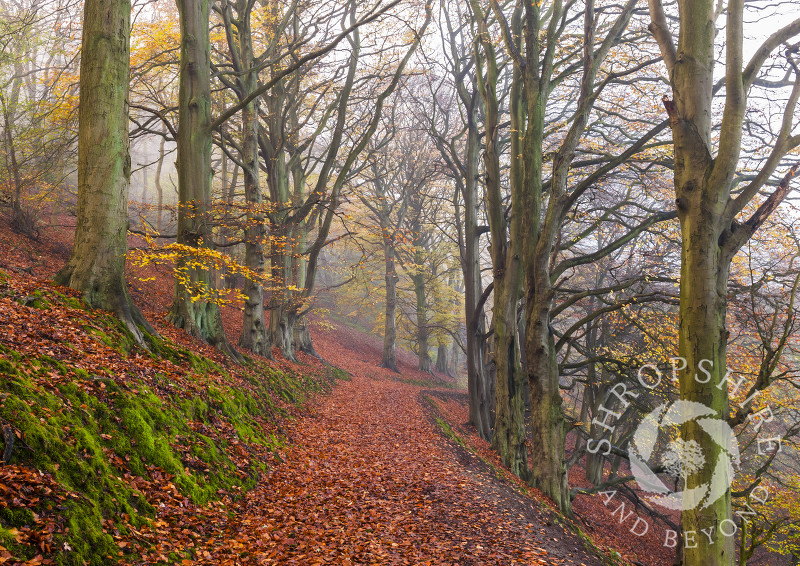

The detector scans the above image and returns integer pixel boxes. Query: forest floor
[170,324,603,565]
[0,216,674,565]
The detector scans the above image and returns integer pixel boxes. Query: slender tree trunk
[413,269,432,373]
[462,97,492,440]
[235,2,271,357]
[382,228,399,371]
[435,342,448,374]
[2,66,29,233]
[471,2,528,477]
[55,0,152,343]
[168,0,239,359]
[140,162,149,209]
[154,128,165,238]
[267,157,298,361]
[410,206,432,373]
[448,336,460,378]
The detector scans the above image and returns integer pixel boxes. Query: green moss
[0,357,16,375]
[326,366,351,382]
[435,417,467,448]
[181,397,209,423]
[15,289,52,310]
[51,290,85,310]
[37,354,70,376]
[192,435,220,463]
[142,333,223,374]
[83,314,137,355]
[0,526,30,562]
[0,279,340,565]
[0,507,35,527]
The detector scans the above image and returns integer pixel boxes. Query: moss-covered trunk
[234,3,270,357]
[266,151,297,362]
[55,0,152,343]
[168,0,238,359]
[412,270,431,373]
[462,106,492,440]
[491,273,527,479]
[470,0,528,476]
[525,290,569,510]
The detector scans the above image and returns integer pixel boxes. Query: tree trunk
[55,0,152,343]
[382,230,399,371]
[140,161,149,210]
[410,207,432,373]
[267,164,298,362]
[234,1,271,358]
[413,270,432,373]
[675,163,735,566]
[154,127,165,239]
[292,319,318,357]
[448,337,460,378]
[1,73,24,228]
[646,0,790,563]
[462,95,492,440]
[270,303,296,361]
[491,275,528,479]
[168,0,239,359]
[435,342,448,374]
[470,3,528,477]
[525,291,568,509]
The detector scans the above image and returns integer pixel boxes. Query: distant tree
[424,0,494,439]
[357,118,416,372]
[0,0,78,236]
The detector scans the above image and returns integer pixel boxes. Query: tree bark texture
[55,0,152,343]
[168,0,239,359]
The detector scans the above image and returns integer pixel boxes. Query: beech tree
[426,0,494,440]
[648,1,800,564]
[357,121,418,372]
[459,0,695,516]
[217,0,269,357]
[56,0,153,343]
[167,0,409,357]
[253,1,432,361]
[166,0,241,357]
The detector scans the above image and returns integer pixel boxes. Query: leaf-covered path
[185,328,603,565]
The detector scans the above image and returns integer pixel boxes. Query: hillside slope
[0,265,344,565]
[0,220,656,566]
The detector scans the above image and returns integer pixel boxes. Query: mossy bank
[0,270,345,565]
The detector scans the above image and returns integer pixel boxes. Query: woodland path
[0,223,609,566]
[184,328,604,565]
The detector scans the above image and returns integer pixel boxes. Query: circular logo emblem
[629,400,740,511]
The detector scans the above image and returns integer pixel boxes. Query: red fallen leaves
[0,466,69,562]
[145,326,600,565]
[1,220,622,565]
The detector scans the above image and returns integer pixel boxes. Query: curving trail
[188,327,603,566]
